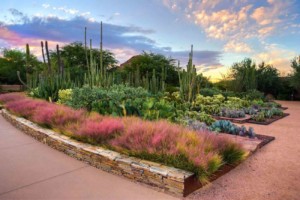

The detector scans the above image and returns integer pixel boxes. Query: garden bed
[0,109,273,197]
[280,107,288,110]
[247,113,290,125]
[212,115,252,124]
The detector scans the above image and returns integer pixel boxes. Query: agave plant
[210,120,256,138]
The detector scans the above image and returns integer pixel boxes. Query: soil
[186,101,300,200]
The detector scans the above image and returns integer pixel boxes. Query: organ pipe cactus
[178,45,198,102]
[45,41,51,73]
[41,41,46,64]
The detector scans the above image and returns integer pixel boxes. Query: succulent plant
[182,117,209,131]
[210,120,256,138]
[243,107,258,115]
[219,108,246,118]
[252,112,266,122]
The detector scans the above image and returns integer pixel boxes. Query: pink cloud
[0,26,66,58]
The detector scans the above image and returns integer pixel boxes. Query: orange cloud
[195,5,252,40]
[254,48,297,75]
[109,47,138,64]
[224,40,252,53]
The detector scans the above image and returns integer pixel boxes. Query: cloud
[0,9,222,66]
[0,26,66,57]
[169,50,222,67]
[258,26,275,36]
[42,4,50,9]
[8,8,29,23]
[194,5,253,40]
[162,0,297,54]
[254,46,298,75]
[41,3,91,18]
[108,12,121,21]
[224,40,252,53]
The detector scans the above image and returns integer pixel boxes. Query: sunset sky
[0,0,299,81]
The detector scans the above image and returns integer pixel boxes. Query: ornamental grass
[0,93,245,183]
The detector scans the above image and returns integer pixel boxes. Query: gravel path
[187,101,300,200]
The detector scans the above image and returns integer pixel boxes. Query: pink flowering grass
[111,118,180,154]
[32,103,86,129]
[0,93,245,182]
[6,99,48,119]
[76,117,124,143]
[0,93,26,104]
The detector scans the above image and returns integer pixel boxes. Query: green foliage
[70,85,150,116]
[30,73,74,102]
[0,49,42,84]
[262,107,283,118]
[120,52,179,87]
[225,97,251,108]
[251,112,266,122]
[57,89,73,104]
[290,56,300,90]
[256,62,280,96]
[200,88,221,97]
[220,143,246,165]
[194,94,225,106]
[230,58,257,92]
[252,107,283,122]
[178,111,215,126]
[142,97,177,121]
[242,89,264,101]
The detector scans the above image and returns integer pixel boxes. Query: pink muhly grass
[87,112,105,122]
[32,104,86,129]
[6,98,48,118]
[110,118,154,152]
[77,117,124,143]
[111,119,181,154]
[0,93,26,104]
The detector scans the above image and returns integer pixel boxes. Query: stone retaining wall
[1,109,200,197]
[0,85,24,92]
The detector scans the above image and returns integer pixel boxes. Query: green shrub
[57,89,73,105]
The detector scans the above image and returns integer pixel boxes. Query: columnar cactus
[178,45,198,102]
[45,41,51,73]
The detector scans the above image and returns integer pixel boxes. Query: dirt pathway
[187,101,300,200]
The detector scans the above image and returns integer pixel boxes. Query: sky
[0,0,299,81]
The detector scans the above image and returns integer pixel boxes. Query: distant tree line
[0,43,299,100]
